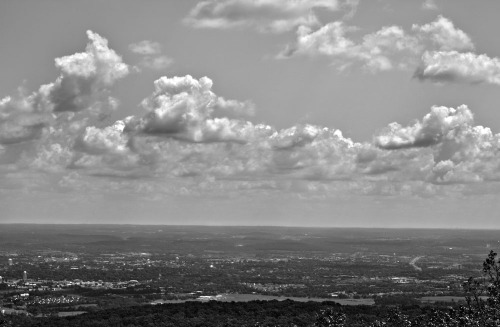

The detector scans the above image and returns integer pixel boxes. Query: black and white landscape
[1,1,500,326]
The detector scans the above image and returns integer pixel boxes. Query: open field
[420,295,490,303]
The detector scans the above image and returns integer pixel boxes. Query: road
[410,256,423,271]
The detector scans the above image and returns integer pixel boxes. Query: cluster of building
[242,282,307,292]
[0,248,477,318]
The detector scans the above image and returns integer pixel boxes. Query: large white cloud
[270,124,327,150]
[184,0,354,33]
[415,51,500,85]
[375,105,500,184]
[3,30,500,200]
[0,31,129,146]
[280,16,474,72]
[47,30,129,113]
[374,105,474,150]
[281,14,500,86]
[52,124,153,179]
[125,75,263,143]
[412,16,473,52]
[74,120,129,156]
[8,100,500,197]
[268,125,361,180]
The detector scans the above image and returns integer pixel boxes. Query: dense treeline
[0,299,467,326]
[1,300,351,326]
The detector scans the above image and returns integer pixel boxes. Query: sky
[1,0,500,228]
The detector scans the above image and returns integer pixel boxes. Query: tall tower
[23,271,27,282]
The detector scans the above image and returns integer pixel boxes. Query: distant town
[0,225,493,318]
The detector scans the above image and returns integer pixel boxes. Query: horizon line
[0,222,498,231]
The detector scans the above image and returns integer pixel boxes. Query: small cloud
[341,0,360,19]
[422,0,438,10]
[139,55,173,71]
[0,115,47,145]
[129,40,173,71]
[128,40,162,55]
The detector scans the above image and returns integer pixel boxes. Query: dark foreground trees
[362,250,500,327]
[304,250,500,326]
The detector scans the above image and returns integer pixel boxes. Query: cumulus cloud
[70,124,140,173]
[280,16,473,72]
[10,93,499,196]
[125,75,262,143]
[74,120,129,156]
[58,77,366,185]
[0,113,48,145]
[4,30,500,200]
[6,87,500,197]
[375,105,474,150]
[268,125,360,180]
[431,160,482,184]
[184,0,353,33]
[0,31,128,146]
[415,51,500,85]
[412,16,473,52]
[270,124,330,150]
[281,14,500,87]
[47,30,129,113]
[0,92,52,145]
[375,105,500,184]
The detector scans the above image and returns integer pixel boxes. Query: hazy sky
[2,0,500,228]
